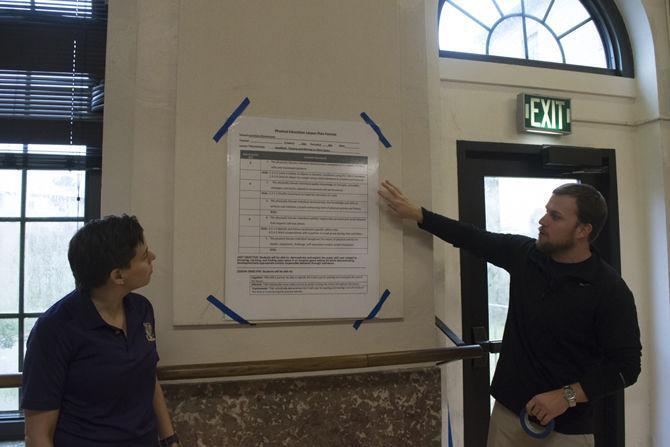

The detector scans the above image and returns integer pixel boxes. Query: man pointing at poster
[378,179,641,447]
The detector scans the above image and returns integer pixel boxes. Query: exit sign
[517,93,571,135]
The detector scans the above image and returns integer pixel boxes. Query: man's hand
[377,180,423,223]
[526,389,569,426]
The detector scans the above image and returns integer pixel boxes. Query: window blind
[0,0,94,17]
[0,0,107,147]
[0,70,97,120]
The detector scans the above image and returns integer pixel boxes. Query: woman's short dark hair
[68,214,145,290]
[553,183,608,242]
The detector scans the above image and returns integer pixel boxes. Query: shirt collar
[529,244,601,284]
[75,288,136,331]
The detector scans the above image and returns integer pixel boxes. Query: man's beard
[535,236,576,255]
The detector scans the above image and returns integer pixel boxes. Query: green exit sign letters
[517,93,571,135]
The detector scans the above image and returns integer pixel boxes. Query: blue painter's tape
[213,97,250,142]
[519,408,555,439]
[206,295,255,325]
[447,405,454,447]
[353,289,391,330]
[360,112,391,148]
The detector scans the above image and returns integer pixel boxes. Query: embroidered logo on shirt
[144,322,156,342]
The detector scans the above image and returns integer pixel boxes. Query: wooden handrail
[157,345,483,381]
[0,345,483,388]
[0,373,21,389]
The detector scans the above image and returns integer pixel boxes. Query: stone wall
[162,367,441,446]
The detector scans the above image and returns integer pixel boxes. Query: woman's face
[120,241,156,290]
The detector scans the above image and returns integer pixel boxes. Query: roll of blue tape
[519,408,555,439]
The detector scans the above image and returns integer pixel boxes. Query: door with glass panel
[457,141,623,447]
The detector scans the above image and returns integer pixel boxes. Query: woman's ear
[109,268,125,286]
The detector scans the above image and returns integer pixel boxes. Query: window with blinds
[0,70,99,119]
[0,0,107,439]
[0,0,93,17]
[0,0,107,146]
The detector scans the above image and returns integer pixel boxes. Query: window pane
[495,0,522,15]
[525,0,553,20]
[484,177,577,387]
[439,3,490,53]
[0,223,20,313]
[545,0,590,37]
[526,18,563,63]
[26,170,85,218]
[0,0,93,18]
[489,17,525,58]
[485,177,577,236]
[24,222,78,313]
[449,0,501,28]
[0,169,22,217]
[24,317,38,354]
[27,144,86,156]
[487,263,510,341]
[439,0,612,71]
[562,20,607,68]
[0,388,19,412]
[490,352,499,412]
[0,71,98,120]
[0,0,30,12]
[0,318,19,373]
[0,143,23,153]
[35,0,93,17]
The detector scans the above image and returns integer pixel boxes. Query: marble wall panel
[162,367,441,446]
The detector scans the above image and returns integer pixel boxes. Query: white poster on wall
[225,116,380,320]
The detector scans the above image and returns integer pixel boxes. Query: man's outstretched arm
[377,179,424,223]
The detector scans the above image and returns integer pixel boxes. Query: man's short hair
[68,214,145,290]
[553,183,608,242]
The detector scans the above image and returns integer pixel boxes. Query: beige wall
[171,0,407,325]
[103,1,670,446]
[435,60,638,446]
[433,1,670,445]
[103,0,439,363]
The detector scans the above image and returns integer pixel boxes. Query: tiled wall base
[162,367,441,446]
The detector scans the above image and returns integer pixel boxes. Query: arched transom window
[438,0,631,75]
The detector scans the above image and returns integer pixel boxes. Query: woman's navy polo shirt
[21,289,159,446]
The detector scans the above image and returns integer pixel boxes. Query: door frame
[457,140,623,447]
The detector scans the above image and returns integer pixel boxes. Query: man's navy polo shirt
[22,289,159,446]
